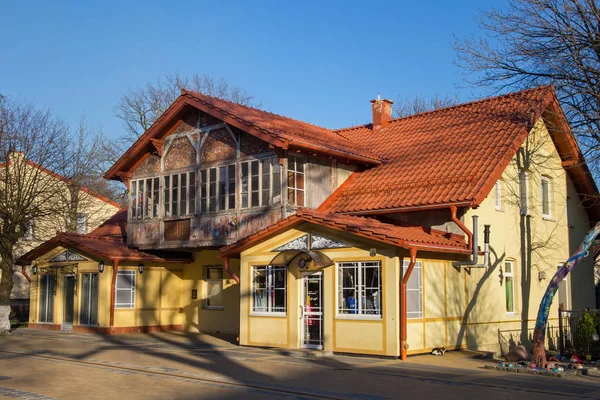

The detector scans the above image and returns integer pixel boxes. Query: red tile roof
[90,208,128,239]
[324,85,597,214]
[105,90,382,180]
[17,208,192,265]
[220,208,469,257]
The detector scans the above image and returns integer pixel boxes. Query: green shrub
[576,309,598,354]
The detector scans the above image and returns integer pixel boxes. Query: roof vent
[370,96,393,131]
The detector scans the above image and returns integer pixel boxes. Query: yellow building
[3,153,120,320]
[19,85,600,358]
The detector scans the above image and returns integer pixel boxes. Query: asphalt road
[1,329,600,399]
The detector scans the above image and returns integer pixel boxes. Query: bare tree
[453,0,600,169]
[0,96,68,332]
[115,73,257,146]
[394,93,460,118]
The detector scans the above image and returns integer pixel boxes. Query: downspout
[400,247,418,360]
[450,205,473,250]
[452,215,491,269]
[109,259,120,333]
[21,265,31,283]
[223,257,240,284]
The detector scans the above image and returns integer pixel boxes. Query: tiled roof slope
[105,90,382,180]
[220,208,469,257]
[325,86,558,213]
[181,90,383,163]
[90,208,128,239]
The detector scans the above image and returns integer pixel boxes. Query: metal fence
[558,309,600,356]
[498,325,559,357]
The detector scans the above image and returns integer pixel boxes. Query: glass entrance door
[62,275,76,330]
[80,273,98,326]
[301,272,323,349]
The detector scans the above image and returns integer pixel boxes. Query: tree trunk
[0,251,15,333]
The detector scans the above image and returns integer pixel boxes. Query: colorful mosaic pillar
[532,222,600,368]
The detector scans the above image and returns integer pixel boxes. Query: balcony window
[200,164,236,213]
[164,171,195,217]
[241,156,281,209]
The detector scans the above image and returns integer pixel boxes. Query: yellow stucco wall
[28,248,241,334]
[239,226,400,357]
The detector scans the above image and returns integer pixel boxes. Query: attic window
[287,154,305,207]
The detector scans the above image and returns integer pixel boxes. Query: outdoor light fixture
[32,265,38,275]
[538,271,547,281]
[369,248,377,257]
[298,257,308,269]
[98,261,105,273]
[138,263,145,274]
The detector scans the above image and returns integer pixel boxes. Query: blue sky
[0,0,501,139]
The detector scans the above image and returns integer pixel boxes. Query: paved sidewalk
[0,329,599,399]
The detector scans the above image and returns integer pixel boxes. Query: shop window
[205,267,224,309]
[402,260,423,319]
[337,261,382,317]
[80,273,98,325]
[287,154,305,206]
[115,271,136,309]
[252,266,286,314]
[505,261,515,314]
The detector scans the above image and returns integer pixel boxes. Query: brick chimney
[370,95,393,130]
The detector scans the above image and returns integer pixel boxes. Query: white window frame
[131,177,160,220]
[23,219,35,240]
[240,156,281,210]
[505,261,516,315]
[337,261,383,319]
[541,176,551,219]
[200,163,236,213]
[495,180,503,211]
[251,265,287,315]
[164,171,195,217]
[115,271,136,309]
[205,266,224,310]
[402,260,423,319]
[519,170,529,216]
[76,213,88,234]
[287,154,305,207]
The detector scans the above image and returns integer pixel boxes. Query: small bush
[576,309,597,354]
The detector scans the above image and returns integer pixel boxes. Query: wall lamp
[98,260,105,273]
[32,265,38,275]
[138,263,145,274]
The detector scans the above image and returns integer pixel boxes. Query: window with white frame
[252,266,286,314]
[519,170,529,215]
[542,176,551,218]
[131,177,160,219]
[287,154,305,207]
[164,171,195,217]
[76,213,88,234]
[338,261,382,317]
[115,271,136,309]
[23,219,35,240]
[205,267,224,309]
[495,180,503,211]
[200,164,236,212]
[402,260,423,319]
[240,157,281,209]
[505,261,515,314]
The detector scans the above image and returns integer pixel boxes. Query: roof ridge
[182,89,374,148]
[335,84,555,133]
